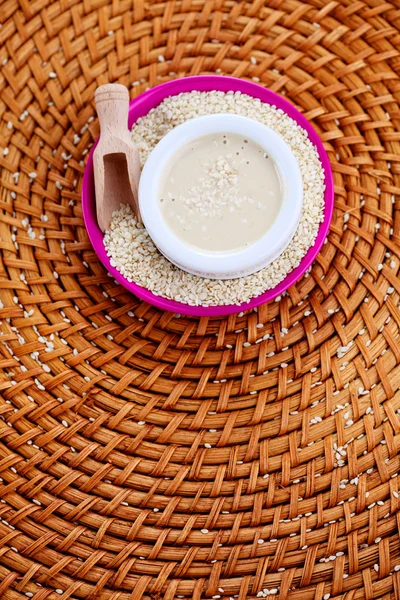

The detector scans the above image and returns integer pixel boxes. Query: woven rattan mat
[1,1,400,599]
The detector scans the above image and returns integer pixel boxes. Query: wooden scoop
[94,84,141,232]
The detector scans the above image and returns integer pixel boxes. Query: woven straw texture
[1,1,400,599]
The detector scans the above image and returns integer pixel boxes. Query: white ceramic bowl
[139,114,303,279]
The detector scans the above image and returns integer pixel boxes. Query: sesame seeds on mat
[2,1,400,598]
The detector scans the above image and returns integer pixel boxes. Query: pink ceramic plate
[82,76,334,317]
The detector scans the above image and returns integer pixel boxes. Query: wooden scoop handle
[95,84,130,137]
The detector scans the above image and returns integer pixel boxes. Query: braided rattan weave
[1,1,400,599]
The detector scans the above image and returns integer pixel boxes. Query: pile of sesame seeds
[104,90,325,307]
[182,155,242,219]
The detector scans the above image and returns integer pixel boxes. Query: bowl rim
[82,75,334,317]
[139,113,303,278]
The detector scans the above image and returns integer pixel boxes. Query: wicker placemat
[1,1,400,599]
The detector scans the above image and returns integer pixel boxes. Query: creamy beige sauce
[159,133,282,252]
